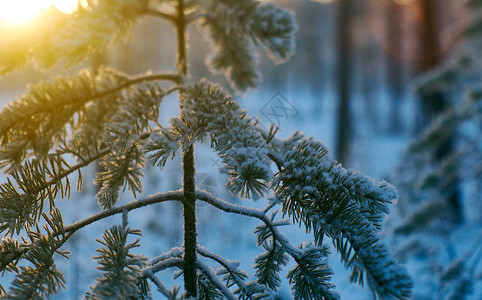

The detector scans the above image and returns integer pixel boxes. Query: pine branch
[196,190,293,255]
[0,71,178,141]
[143,8,177,23]
[87,225,146,299]
[197,260,238,300]
[143,270,171,298]
[34,150,108,197]
[196,190,337,298]
[98,72,180,97]
[199,0,296,91]
[395,90,482,233]
[1,190,184,297]
[200,0,259,91]
[141,247,185,298]
[144,80,274,248]
[250,3,297,63]
[198,272,225,300]
[0,127,158,236]
[437,234,482,299]
[64,191,184,234]
[182,82,272,198]
[197,247,257,300]
[143,257,184,275]
[95,145,146,209]
[254,240,288,291]
[0,150,109,236]
[1,215,66,285]
[0,69,179,172]
[262,131,411,299]
[0,0,152,72]
[4,209,67,298]
[286,243,337,300]
[2,192,184,296]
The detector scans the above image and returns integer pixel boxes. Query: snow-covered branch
[195,191,300,260]
[64,191,184,233]
[143,270,171,298]
[196,260,237,300]
[150,247,184,266]
[142,257,184,276]
[142,247,185,298]
[197,247,253,297]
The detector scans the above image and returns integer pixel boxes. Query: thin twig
[144,9,176,23]
[1,192,184,284]
[195,190,301,261]
[95,73,180,100]
[143,270,171,298]
[0,73,181,137]
[32,150,109,196]
[185,11,201,25]
[197,247,254,300]
[64,191,184,233]
[196,260,238,300]
[142,257,184,276]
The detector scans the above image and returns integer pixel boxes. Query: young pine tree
[0,0,411,298]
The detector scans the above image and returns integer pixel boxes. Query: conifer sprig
[196,190,339,298]
[197,272,225,300]
[396,89,482,232]
[145,81,272,199]
[265,132,411,299]
[0,68,178,171]
[104,82,165,154]
[3,209,67,298]
[200,0,296,91]
[95,145,146,209]
[287,243,337,300]
[86,225,146,299]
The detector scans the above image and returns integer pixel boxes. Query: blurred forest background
[0,0,481,299]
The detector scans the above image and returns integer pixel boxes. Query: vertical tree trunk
[335,0,352,165]
[416,0,462,225]
[182,145,197,298]
[176,0,198,297]
[385,2,404,134]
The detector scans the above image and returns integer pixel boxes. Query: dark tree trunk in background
[415,0,462,225]
[385,2,404,134]
[335,0,352,165]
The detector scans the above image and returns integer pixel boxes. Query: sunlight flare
[0,0,51,24]
[54,0,82,14]
[0,0,82,25]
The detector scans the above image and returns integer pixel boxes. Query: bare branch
[93,73,180,101]
[185,11,201,25]
[143,9,176,23]
[64,191,184,233]
[32,150,109,196]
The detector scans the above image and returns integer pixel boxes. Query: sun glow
[0,0,81,25]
